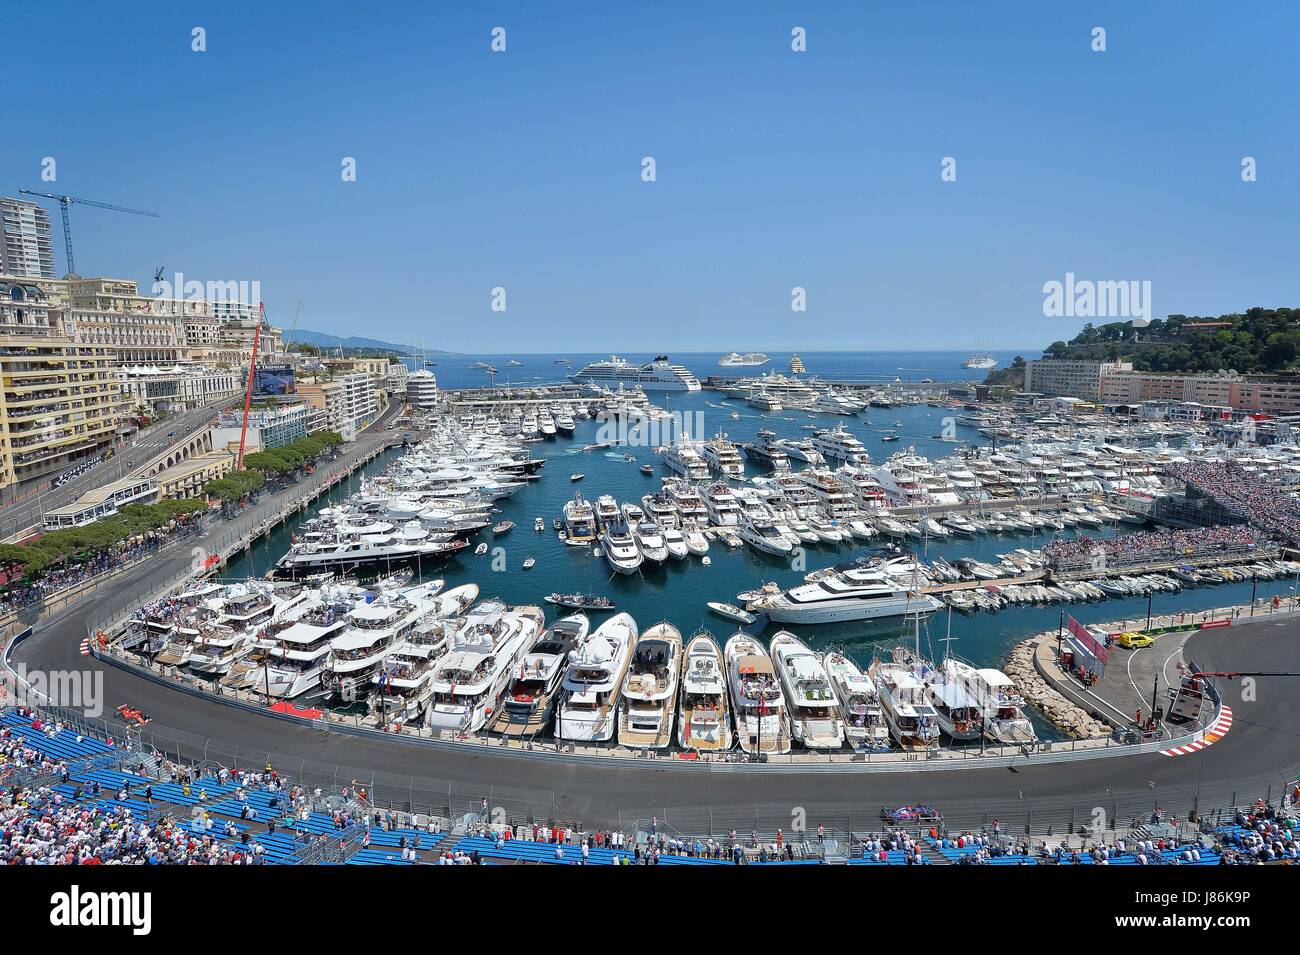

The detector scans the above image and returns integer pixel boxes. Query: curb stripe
[1162,705,1233,757]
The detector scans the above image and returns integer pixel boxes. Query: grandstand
[1,706,1295,865]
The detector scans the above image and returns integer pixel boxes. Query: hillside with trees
[1040,307,1300,374]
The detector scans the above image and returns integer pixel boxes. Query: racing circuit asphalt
[11,523,1300,834]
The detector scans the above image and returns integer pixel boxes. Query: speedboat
[661,526,689,560]
[707,602,756,624]
[632,520,670,564]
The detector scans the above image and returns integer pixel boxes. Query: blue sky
[5,1,1297,352]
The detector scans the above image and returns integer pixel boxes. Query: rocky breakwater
[1004,638,1110,740]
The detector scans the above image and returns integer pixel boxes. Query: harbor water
[224,351,1297,708]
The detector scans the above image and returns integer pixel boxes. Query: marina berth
[556,612,638,742]
[677,630,732,751]
[770,632,844,749]
[725,633,791,755]
[618,621,683,748]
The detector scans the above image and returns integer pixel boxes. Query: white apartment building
[118,364,242,414]
[1023,360,1131,401]
[0,198,56,279]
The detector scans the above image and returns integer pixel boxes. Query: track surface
[11,457,1298,832]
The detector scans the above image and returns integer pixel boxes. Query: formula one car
[116,704,152,727]
[881,804,943,824]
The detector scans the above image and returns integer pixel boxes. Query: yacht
[594,494,621,529]
[821,651,890,750]
[601,521,643,575]
[770,632,844,749]
[738,510,795,557]
[570,355,701,391]
[489,614,589,737]
[367,632,449,727]
[555,411,576,434]
[748,566,942,624]
[871,656,942,751]
[618,622,683,749]
[665,480,708,523]
[700,482,743,526]
[747,390,783,411]
[725,633,791,755]
[632,519,670,564]
[661,525,689,560]
[721,372,819,405]
[274,523,466,578]
[701,431,745,481]
[811,424,871,466]
[917,657,984,741]
[771,435,826,466]
[424,605,545,733]
[250,584,368,698]
[681,522,710,556]
[719,351,771,367]
[677,631,732,752]
[742,430,791,471]
[949,660,1038,745]
[555,613,638,742]
[188,583,285,676]
[663,440,711,480]
[563,491,598,544]
[640,492,679,529]
[320,581,445,702]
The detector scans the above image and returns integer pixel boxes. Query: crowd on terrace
[1165,460,1300,542]
[1043,524,1264,572]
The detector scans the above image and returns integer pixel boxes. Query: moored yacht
[871,654,942,751]
[770,632,844,749]
[489,614,589,737]
[618,622,682,749]
[677,631,732,751]
[821,651,890,750]
[555,613,638,742]
[601,520,643,575]
[724,633,791,755]
[424,605,545,733]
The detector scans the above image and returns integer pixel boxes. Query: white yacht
[320,581,445,701]
[594,494,621,530]
[871,656,942,751]
[424,605,545,733]
[949,660,1038,745]
[618,622,682,749]
[188,583,285,676]
[916,657,984,741]
[682,522,710,556]
[663,440,711,480]
[771,436,826,466]
[700,482,743,526]
[632,519,669,564]
[701,431,745,481]
[556,613,638,742]
[563,491,598,544]
[748,566,942,624]
[490,614,589,737]
[367,632,449,727]
[601,521,643,575]
[743,430,791,470]
[640,492,680,529]
[747,391,783,411]
[677,631,732,752]
[725,633,791,755]
[770,632,844,749]
[251,584,361,698]
[811,424,871,466]
[570,355,701,391]
[821,651,890,750]
[738,510,795,556]
[661,525,689,560]
[665,480,709,523]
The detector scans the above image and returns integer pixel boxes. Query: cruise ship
[718,351,771,367]
[569,355,701,391]
[962,351,998,370]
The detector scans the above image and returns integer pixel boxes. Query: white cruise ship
[962,352,998,370]
[569,355,701,391]
[718,351,771,367]
[748,566,942,624]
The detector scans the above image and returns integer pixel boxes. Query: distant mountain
[289,329,458,355]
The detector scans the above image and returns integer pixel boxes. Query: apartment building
[1023,360,1132,401]
[1099,369,1300,415]
[0,198,56,279]
[214,403,309,450]
[297,372,374,439]
[0,279,126,489]
[386,361,408,392]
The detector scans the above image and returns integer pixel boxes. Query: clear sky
[5,1,1297,353]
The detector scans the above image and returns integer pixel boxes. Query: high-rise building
[0,198,56,279]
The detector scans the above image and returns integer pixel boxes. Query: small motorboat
[534,517,545,532]
[545,592,616,611]
[881,431,899,442]
[707,602,756,624]
[523,557,536,570]
[493,520,515,534]
[552,518,562,530]
[474,543,488,556]
[640,464,654,475]
[571,473,585,481]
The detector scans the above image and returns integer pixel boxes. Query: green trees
[1044,308,1300,374]
[0,500,207,581]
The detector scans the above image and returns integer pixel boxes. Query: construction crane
[235,304,265,471]
[17,189,159,276]
[282,300,302,352]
